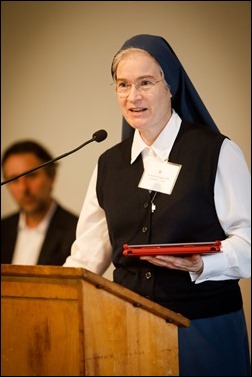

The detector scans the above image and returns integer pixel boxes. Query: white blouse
[63,112,251,284]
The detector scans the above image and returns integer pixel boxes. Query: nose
[127,84,142,99]
[16,176,30,191]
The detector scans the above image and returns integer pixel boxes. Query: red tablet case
[122,241,221,256]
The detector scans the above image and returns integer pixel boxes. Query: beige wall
[1,1,250,350]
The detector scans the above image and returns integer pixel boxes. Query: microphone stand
[1,130,107,186]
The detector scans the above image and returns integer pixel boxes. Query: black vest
[97,121,242,319]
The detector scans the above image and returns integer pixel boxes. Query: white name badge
[138,160,182,195]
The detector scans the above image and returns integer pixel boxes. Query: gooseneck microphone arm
[1,129,108,186]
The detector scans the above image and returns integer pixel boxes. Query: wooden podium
[1,264,190,376]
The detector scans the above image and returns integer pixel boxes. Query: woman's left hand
[140,254,204,274]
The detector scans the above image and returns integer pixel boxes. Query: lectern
[1,264,190,376]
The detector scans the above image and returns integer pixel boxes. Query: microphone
[92,129,107,143]
[1,129,108,186]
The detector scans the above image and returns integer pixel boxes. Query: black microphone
[92,129,107,143]
[1,129,108,186]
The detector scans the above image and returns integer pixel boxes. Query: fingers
[140,254,203,273]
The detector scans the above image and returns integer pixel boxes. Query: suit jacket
[1,203,78,266]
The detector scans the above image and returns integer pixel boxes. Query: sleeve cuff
[190,252,228,283]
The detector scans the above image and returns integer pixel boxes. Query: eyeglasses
[113,77,163,97]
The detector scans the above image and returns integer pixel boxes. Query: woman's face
[115,51,172,139]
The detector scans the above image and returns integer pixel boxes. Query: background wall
[1,1,250,350]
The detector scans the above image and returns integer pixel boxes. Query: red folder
[123,241,221,256]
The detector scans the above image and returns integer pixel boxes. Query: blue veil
[111,34,219,139]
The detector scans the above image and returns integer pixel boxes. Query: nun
[64,34,251,376]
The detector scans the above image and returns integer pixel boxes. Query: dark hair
[2,140,57,177]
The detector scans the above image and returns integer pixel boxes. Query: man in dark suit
[1,140,78,266]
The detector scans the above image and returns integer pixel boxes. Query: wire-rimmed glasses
[112,77,163,97]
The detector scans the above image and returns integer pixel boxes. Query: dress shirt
[63,111,251,283]
[12,201,57,265]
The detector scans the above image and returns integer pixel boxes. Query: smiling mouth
[130,107,147,112]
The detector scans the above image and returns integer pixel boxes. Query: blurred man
[1,139,78,265]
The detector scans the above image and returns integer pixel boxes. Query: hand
[140,254,204,274]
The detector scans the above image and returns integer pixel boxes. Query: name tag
[138,160,182,195]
